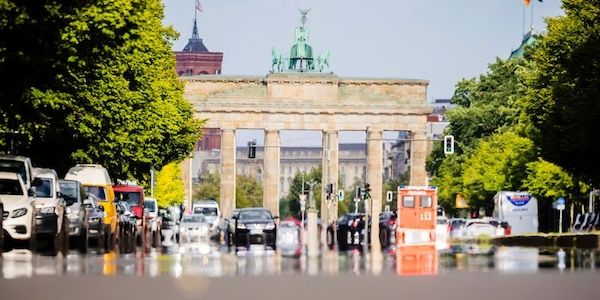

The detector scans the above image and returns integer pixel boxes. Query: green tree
[283,167,322,219]
[154,161,185,208]
[520,0,600,185]
[461,131,536,210]
[193,172,220,201]
[236,175,263,208]
[523,159,577,203]
[0,0,202,181]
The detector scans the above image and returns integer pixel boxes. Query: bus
[492,191,538,235]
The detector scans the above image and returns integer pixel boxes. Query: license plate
[250,229,262,235]
[40,207,54,214]
[89,229,98,234]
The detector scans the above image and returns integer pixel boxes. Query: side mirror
[28,187,36,197]
[56,191,62,199]
[231,216,238,220]
[98,205,105,212]
[273,216,279,219]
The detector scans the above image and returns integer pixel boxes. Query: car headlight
[237,223,246,229]
[265,223,275,230]
[11,208,28,218]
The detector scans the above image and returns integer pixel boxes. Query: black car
[378,211,397,248]
[328,213,368,251]
[83,194,106,250]
[59,180,89,252]
[232,208,277,250]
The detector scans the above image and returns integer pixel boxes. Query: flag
[524,0,543,5]
[195,0,203,12]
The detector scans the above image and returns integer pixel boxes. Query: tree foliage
[520,0,600,185]
[193,172,263,209]
[0,0,202,181]
[522,159,577,204]
[154,161,185,208]
[193,172,220,201]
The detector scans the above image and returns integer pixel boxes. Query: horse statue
[317,50,331,72]
[271,47,284,72]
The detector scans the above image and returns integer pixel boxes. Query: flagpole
[522,2,526,36]
[530,0,535,32]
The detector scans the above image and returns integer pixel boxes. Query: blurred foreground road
[1,272,599,300]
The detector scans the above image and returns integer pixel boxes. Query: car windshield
[85,186,107,201]
[0,178,23,195]
[34,178,53,198]
[59,182,78,206]
[144,200,156,212]
[194,207,218,216]
[115,191,141,206]
[238,209,272,220]
[0,160,26,184]
[451,220,465,228]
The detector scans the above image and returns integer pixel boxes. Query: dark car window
[60,181,79,206]
[194,207,218,216]
[0,160,27,184]
[0,179,23,195]
[239,209,272,220]
[85,186,107,201]
[34,178,53,198]
[115,191,141,206]
[144,200,156,212]
[451,220,465,229]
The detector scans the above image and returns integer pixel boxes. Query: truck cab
[113,183,149,247]
[396,186,438,245]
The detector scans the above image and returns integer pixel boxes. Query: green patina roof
[510,30,536,59]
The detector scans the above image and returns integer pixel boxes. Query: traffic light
[326,183,333,196]
[363,183,371,200]
[443,135,454,155]
[248,140,256,158]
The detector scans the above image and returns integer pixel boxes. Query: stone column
[263,129,280,216]
[220,128,236,219]
[321,130,339,226]
[410,130,429,186]
[367,129,383,253]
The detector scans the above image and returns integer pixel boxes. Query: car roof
[0,155,31,162]
[65,164,111,185]
[113,185,144,192]
[33,167,58,178]
[0,171,20,180]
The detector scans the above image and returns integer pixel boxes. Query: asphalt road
[1,272,599,300]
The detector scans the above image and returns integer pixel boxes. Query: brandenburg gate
[182,10,432,251]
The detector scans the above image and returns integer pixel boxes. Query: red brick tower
[175,19,223,76]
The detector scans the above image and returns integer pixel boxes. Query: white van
[192,200,221,238]
[493,191,538,235]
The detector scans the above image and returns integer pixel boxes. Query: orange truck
[395,186,438,276]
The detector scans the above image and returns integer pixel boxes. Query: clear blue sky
[162,0,564,146]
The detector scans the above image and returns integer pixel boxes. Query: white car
[32,168,67,249]
[192,200,221,239]
[463,219,499,239]
[0,172,36,250]
[0,155,34,189]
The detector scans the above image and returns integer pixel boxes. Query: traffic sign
[557,197,565,205]
[556,204,565,210]
[386,191,393,203]
[337,190,344,201]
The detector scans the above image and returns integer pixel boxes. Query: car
[0,155,34,189]
[144,197,162,247]
[232,208,278,250]
[59,179,90,252]
[179,214,210,242]
[436,216,450,241]
[113,183,150,249]
[192,200,221,240]
[32,168,68,253]
[379,211,397,248]
[449,218,466,240]
[82,194,106,250]
[276,219,302,257]
[462,219,500,239]
[328,213,368,251]
[116,201,136,253]
[160,205,184,246]
[65,164,118,250]
[0,171,37,251]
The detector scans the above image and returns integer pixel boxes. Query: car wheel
[79,226,89,253]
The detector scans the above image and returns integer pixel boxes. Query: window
[59,181,78,206]
[115,191,141,206]
[34,178,53,198]
[0,179,23,195]
[403,196,415,208]
[420,196,432,208]
[0,160,27,184]
[86,186,107,201]
[193,207,217,216]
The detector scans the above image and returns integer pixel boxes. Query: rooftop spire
[192,18,200,39]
